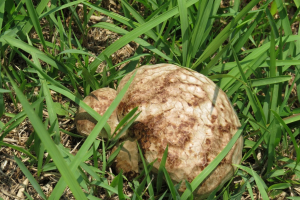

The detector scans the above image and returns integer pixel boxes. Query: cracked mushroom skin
[75,87,118,138]
[115,64,243,199]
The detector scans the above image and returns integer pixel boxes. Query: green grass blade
[0,1,4,34]
[118,172,126,200]
[81,68,100,90]
[2,35,69,75]
[91,180,121,195]
[271,110,300,165]
[269,20,277,82]
[28,36,61,144]
[234,12,263,52]
[86,0,199,72]
[24,0,48,52]
[39,0,86,19]
[48,85,111,135]
[205,43,231,74]
[231,44,266,126]
[192,0,261,73]
[223,35,300,93]
[0,142,36,160]
[24,191,34,200]
[286,197,300,200]
[266,8,279,38]
[0,89,12,93]
[101,139,107,172]
[120,0,171,55]
[59,49,103,61]
[120,1,145,26]
[14,156,47,199]
[11,46,69,91]
[226,53,268,97]
[208,74,247,86]
[245,177,255,200]
[188,0,208,58]
[48,71,136,199]
[107,111,140,149]
[156,145,168,194]
[107,142,124,167]
[268,183,291,192]
[235,165,269,200]
[184,180,193,200]
[17,0,48,40]
[92,22,172,61]
[35,90,44,178]
[137,143,155,199]
[163,167,179,200]
[177,0,189,66]
[4,68,87,200]
[250,75,291,87]
[37,142,45,178]
[265,24,279,172]
[62,0,84,33]
[57,15,65,52]
[0,115,27,140]
[275,0,292,36]
[275,0,294,61]
[113,107,139,134]
[251,167,270,200]
[266,119,279,173]
[157,191,168,200]
[283,114,300,125]
[278,156,300,171]
[0,97,44,140]
[133,177,147,198]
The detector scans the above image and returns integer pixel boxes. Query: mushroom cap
[116,64,243,198]
[75,87,118,138]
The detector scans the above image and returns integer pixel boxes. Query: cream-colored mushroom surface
[116,64,243,199]
[75,64,243,199]
[75,87,118,138]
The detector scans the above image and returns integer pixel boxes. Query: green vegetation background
[0,0,300,199]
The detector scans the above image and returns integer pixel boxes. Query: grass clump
[0,0,300,199]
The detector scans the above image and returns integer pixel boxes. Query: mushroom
[75,87,118,138]
[75,64,243,199]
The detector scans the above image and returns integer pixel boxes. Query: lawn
[0,0,300,199]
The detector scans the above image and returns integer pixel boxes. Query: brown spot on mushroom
[205,124,212,128]
[157,147,165,157]
[186,95,204,107]
[206,139,211,145]
[187,176,194,183]
[96,94,108,100]
[218,124,231,134]
[211,115,217,123]
[166,153,182,168]
[220,157,229,164]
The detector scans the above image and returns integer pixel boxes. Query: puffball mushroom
[75,64,243,199]
[75,87,118,138]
